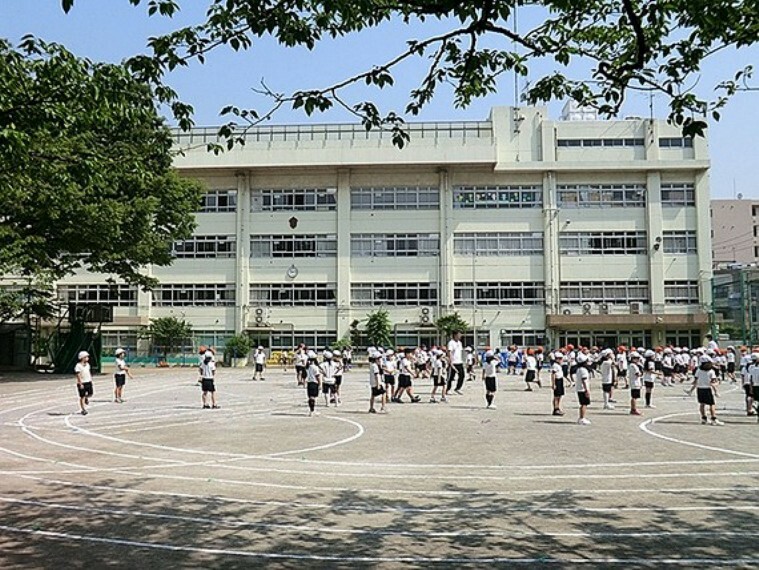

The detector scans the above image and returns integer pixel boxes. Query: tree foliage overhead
[0,36,203,290]
[62,0,759,145]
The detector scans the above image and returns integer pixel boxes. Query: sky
[2,0,757,200]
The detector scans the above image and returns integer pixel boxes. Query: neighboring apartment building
[711,198,759,268]
[49,106,711,355]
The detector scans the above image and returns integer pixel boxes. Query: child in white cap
[253,346,266,381]
[75,350,93,415]
[113,348,133,403]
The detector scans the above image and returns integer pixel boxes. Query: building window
[664,281,699,304]
[661,183,695,207]
[250,235,337,258]
[559,330,652,350]
[252,188,337,212]
[351,234,439,257]
[252,330,337,350]
[557,138,644,148]
[663,231,697,254]
[454,282,544,306]
[559,232,646,255]
[557,184,645,208]
[152,284,235,307]
[101,330,139,355]
[665,330,702,348]
[453,232,543,256]
[193,330,235,350]
[250,283,336,306]
[560,281,649,304]
[172,235,236,258]
[500,330,546,347]
[453,185,542,209]
[57,285,137,307]
[199,189,237,213]
[350,186,439,210]
[351,283,438,306]
[659,137,693,148]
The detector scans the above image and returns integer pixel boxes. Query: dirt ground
[0,364,757,568]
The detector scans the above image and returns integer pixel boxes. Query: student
[507,345,518,376]
[200,347,219,409]
[482,350,498,409]
[726,346,737,383]
[642,350,659,409]
[368,351,386,414]
[343,347,353,372]
[575,352,591,425]
[294,344,308,386]
[628,352,643,415]
[305,350,322,416]
[383,349,398,400]
[332,350,344,406]
[465,346,476,382]
[661,347,675,387]
[429,349,448,403]
[113,348,133,404]
[75,350,93,416]
[599,348,615,409]
[748,352,759,420]
[523,349,540,390]
[551,351,566,416]
[687,360,724,425]
[252,346,267,381]
[446,331,466,395]
[395,348,421,403]
[616,346,629,389]
[320,350,339,407]
[535,347,545,384]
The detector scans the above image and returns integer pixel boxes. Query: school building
[52,105,712,356]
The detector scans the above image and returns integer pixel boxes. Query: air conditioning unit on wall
[599,303,610,315]
[420,307,432,324]
[629,302,642,314]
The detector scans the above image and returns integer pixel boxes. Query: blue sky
[2,0,757,199]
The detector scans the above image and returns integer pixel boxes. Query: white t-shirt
[695,368,716,389]
[399,356,412,375]
[448,339,464,364]
[575,366,590,392]
[483,360,497,377]
[642,360,656,383]
[320,360,339,384]
[199,358,215,379]
[369,362,381,388]
[551,362,564,380]
[629,362,642,389]
[600,360,614,385]
[383,358,397,374]
[525,355,537,371]
[306,363,321,383]
[749,364,759,387]
[75,362,92,383]
[616,353,628,371]
[707,340,719,351]
[115,357,127,375]
[255,351,266,365]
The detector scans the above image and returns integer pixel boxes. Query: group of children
[72,336,759,426]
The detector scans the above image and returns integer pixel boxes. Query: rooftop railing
[171,120,493,146]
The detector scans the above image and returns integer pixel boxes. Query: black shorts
[553,380,565,397]
[485,376,497,392]
[561,364,569,378]
[570,364,578,376]
[322,383,336,394]
[398,374,412,388]
[697,387,715,406]
[675,364,685,374]
[77,382,93,398]
[630,388,641,399]
[433,374,446,387]
[296,365,306,379]
[743,384,751,397]
[415,363,426,372]
[727,362,736,374]
[306,383,319,398]
[644,381,654,389]
[525,370,536,382]
[255,363,264,372]
[384,374,395,385]
[371,386,385,397]
[602,383,612,393]
[577,391,590,406]
[662,367,674,377]
[617,369,627,378]
[335,376,342,387]
[654,361,663,372]
[114,374,126,387]
[752,386,759,401]
[201,378,215,393]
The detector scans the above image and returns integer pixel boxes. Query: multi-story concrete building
[711,198,759,268]
[49,106,711,357]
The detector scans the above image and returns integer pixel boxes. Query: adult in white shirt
[446,331,466,394]
[74,350,93,416]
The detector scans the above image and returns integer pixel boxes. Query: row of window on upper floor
[557,137,693,148]
[199,183,696,213]
[171,230,698,259]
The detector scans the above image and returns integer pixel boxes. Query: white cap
[323,350,333,359]
[644,350,655,358]
[115,348,125,356]
[78,351,89,360]
[601,348,613,357]
[258,346,264,350]
[485,350,494,357]
[629,352,641,360]
[752,353,759,361]
[699,354,713,365]
[333,350,342,357]
[386,349,394,356]
[553,351,564,359]
[576,352,589,363]
[466,346,473,351]
[307,350,317,359]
